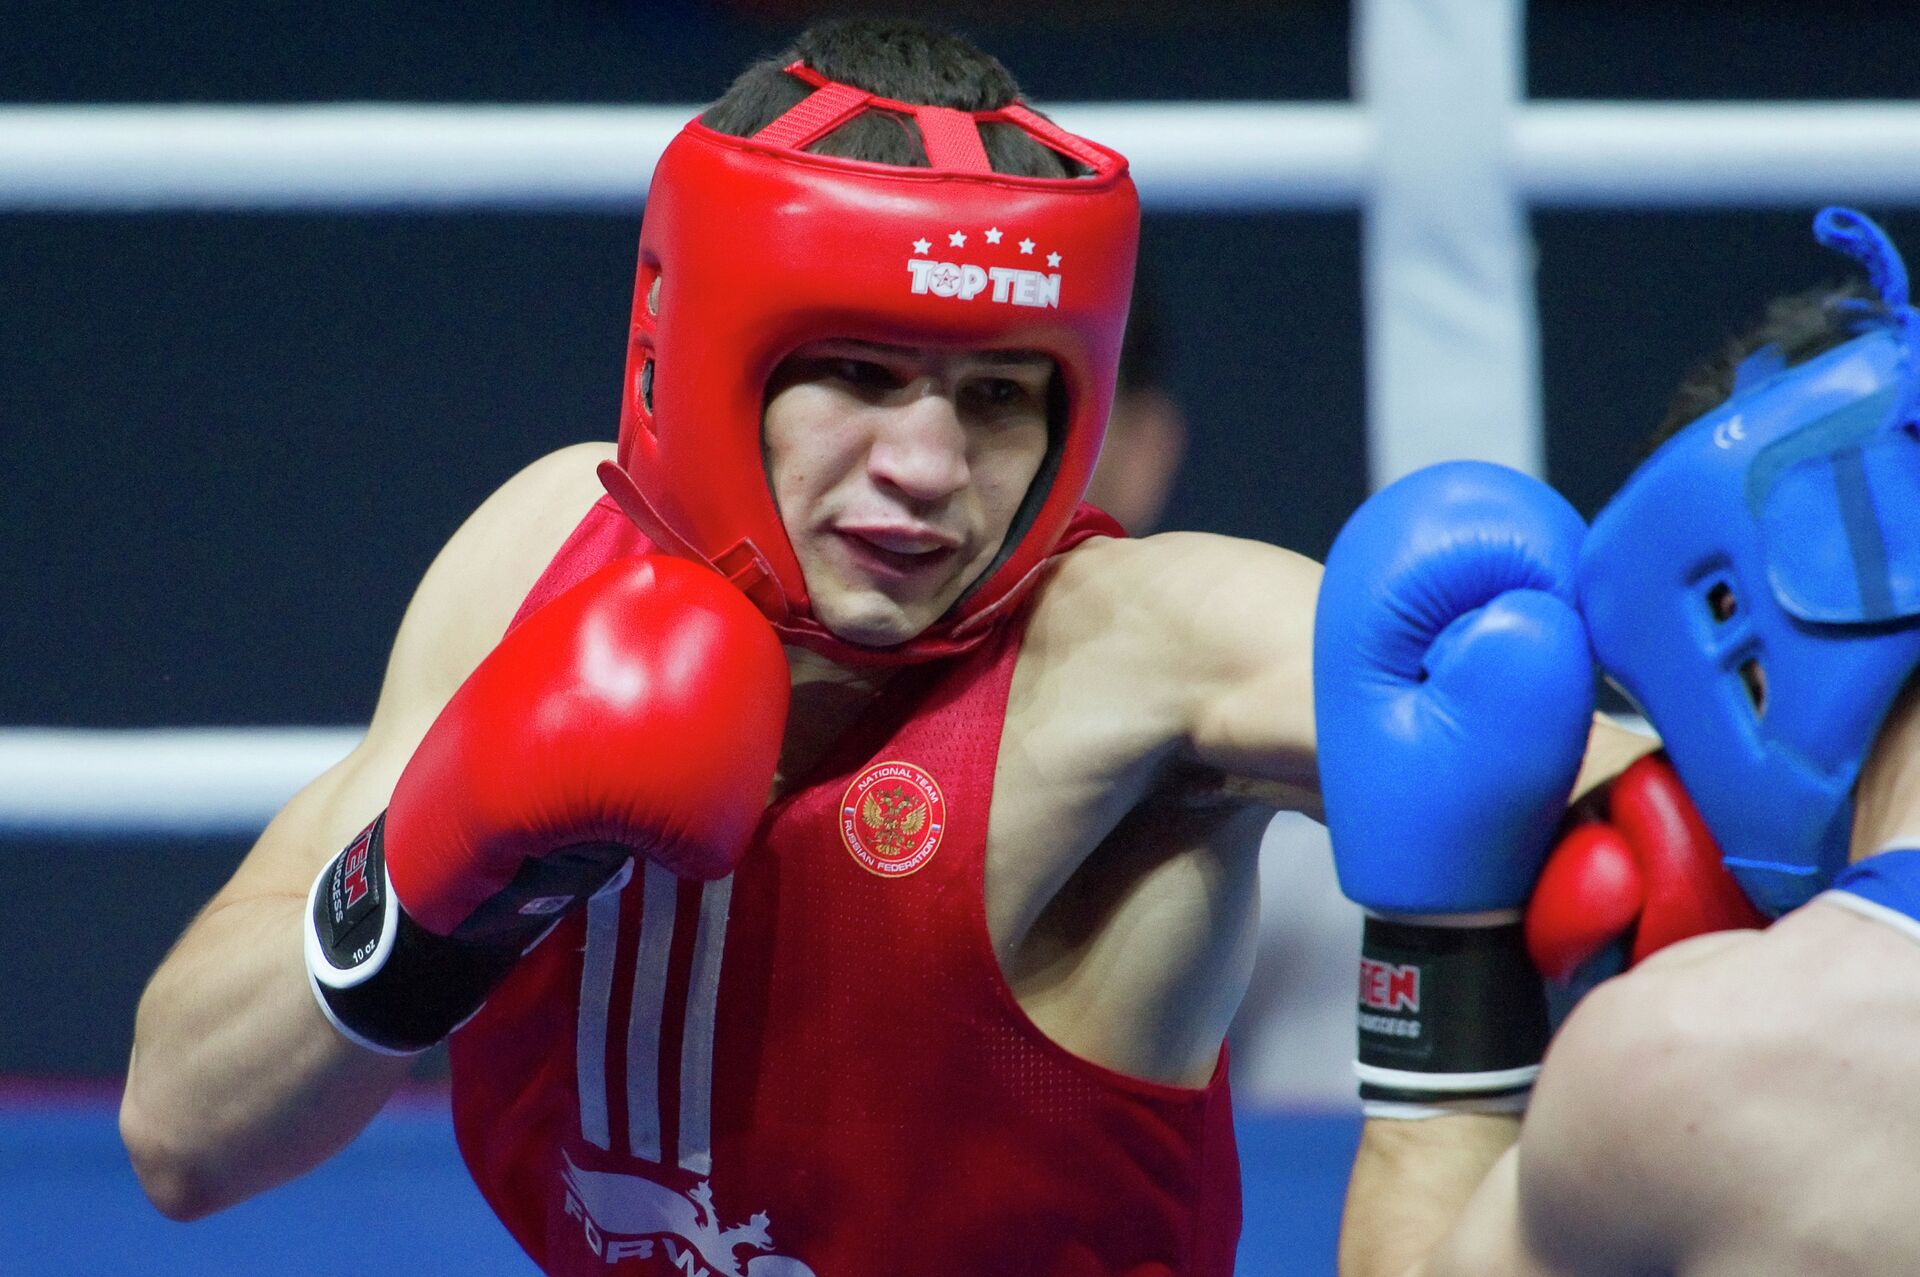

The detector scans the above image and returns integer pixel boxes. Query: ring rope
[8,102,1920,210]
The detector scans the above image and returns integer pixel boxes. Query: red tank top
[449,497,1242,1276]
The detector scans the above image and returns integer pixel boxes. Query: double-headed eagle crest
[859,783,928,860]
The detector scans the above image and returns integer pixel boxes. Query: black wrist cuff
[1355,915,1549,1106]
[304,813,519,1055]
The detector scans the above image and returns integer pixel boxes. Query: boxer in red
[118,22,1281,1272]
[118,19,1633,1275]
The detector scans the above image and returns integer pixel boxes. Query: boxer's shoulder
[1018,533,1292,734]
[467,442,616,545]
[1032,530,1318,663]
[1008,531,1319,813]
[1560,899,1917,1063]
[1051,526,1318,581]
[1520,892,1920,1267]
[1514,950,1745,1272]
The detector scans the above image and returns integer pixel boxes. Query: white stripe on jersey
[625,859,682,1162]
[574,859,737,1170]
[575,886,624,1151]
[678,876,735,1174]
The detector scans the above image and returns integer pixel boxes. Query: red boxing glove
[307,555,789,1052]
[388,554,788,934]
[1526,753,1766,984]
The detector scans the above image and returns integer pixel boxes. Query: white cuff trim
[303,857,401,991]
[301,856,424,1057]
[1354,1060,1541,1093]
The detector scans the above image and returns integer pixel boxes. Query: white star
[1047,252,1062,267]
[949,230,967,247]
[985,227,1004,244]
[912,238,931,255]
[1018,238,1036,254]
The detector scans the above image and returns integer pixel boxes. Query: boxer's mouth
[834,524,961,578]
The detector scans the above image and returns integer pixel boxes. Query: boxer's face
[764,339,1053,647]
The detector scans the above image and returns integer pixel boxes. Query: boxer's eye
[1707,582,1738,622]
[815,358,901,396]
[1738,657,1768,717]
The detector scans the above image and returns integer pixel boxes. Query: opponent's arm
[1367,897,1920,1277]
[1342,1113,1529,1277]
[1346,646,1920,1277]
[121,444,612,1219]
[1309,464,1596,1277]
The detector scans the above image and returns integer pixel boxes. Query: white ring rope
[1519,102,1920,208]
[7,101,1920,211]
[0,103,1365,211]
[0,729,362,835]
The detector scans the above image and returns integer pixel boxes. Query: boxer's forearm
[1339,1114,1520,1277]
[121,890,409,1220]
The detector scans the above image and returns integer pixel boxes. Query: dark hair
[699,17,1078,178]
[1648,279,1884,451]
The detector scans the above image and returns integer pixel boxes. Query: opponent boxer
[1322,208,1920,1275]
[119,19,1346,1273]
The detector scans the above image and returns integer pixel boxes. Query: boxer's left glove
[304,555,789,1054]
[1315,462,1593,1116]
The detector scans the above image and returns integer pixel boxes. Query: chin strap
[597,460,787,623]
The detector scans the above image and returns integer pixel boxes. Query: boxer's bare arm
[1046,533,1649,807]
[121,442,612,1220]
[1002,532,1629,1085]
[980,531,1316,1087]
[1161,534,1324,805]
[1036,531,1323,804]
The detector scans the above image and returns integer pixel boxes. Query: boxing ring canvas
[8,0,1920,1271]
[0,1092,1358,1273]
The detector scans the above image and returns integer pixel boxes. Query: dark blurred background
[5,0,1918,1074]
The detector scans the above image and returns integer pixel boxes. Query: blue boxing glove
[1314,461,1594,1116]
[1317,460,1595,911]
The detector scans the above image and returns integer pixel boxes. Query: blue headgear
[1580,207,1920,917]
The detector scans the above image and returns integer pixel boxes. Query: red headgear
[597,63,1141,665]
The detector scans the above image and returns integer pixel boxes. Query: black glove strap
[1355,915,1550,1108]
[304,814,520,1055]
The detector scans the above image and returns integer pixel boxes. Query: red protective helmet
[597,63,1140,665]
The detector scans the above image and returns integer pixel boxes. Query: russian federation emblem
[839,759,947,878]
